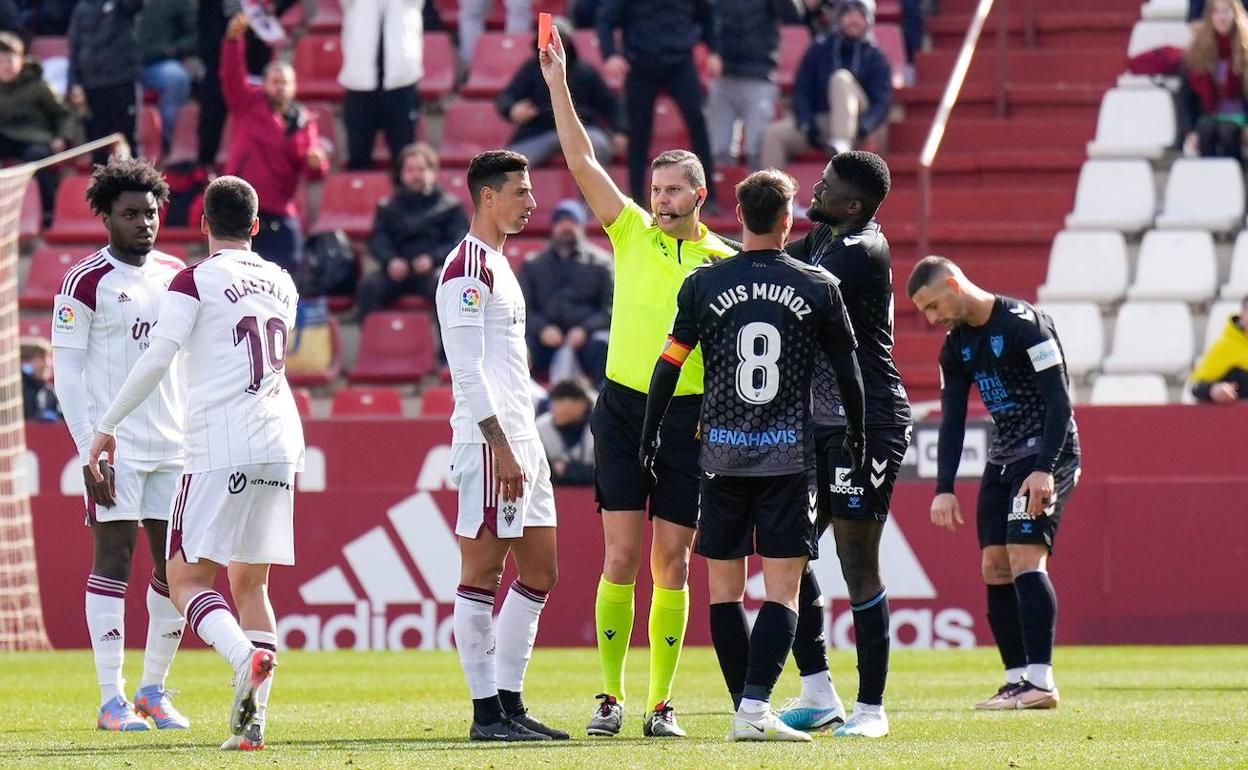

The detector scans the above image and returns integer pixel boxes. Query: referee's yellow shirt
[604,201,737,396]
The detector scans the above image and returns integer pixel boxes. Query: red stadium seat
[19,179,41,241]
[439,99,513,166]
[139,106,162,163]
[777,25,812,93]
[572,29,623,91]
[875,23,907,90]
[167,102,200,163]
[331,386,404,416]
[462,32,531,98]
[502,237,545,271]
[315,172,391,238]
[422,32,456,100]
[292,387,314,417]
[349,310,437,383]
[44,176,97,243]
[22,247,83,308]
[648,97,692,158]
[294,35,345,101]
[19,316,52,342]
[306,103,339,163]
[28,36,68,61]
[281,0,341,32]
[419,385,455,416]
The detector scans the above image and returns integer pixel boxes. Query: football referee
[540,27,737,738]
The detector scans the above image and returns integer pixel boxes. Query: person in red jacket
[221,13,328,274]
[1184,0,1248,161]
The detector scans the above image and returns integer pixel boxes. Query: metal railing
[0,133,127,181]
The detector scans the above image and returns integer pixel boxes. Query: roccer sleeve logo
[54,304,76,333]
[459,286,482,317]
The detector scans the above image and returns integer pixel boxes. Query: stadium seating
[19,179,40,242]
[44,176,99,243]
[21,247,80,308]
[570,30,622,91]
[1102,301,1195,377]
[19,317,52,342]
[1140,0,1188,20]
[292,388,313,418]
[1128,230,1218,304]
[439,100,513,166]
[349,311,437,383]
[1064,160,1155,234]
[1037,230,1129,304]
[1089,373,1170,405]
[462,32,531,98]
[777,25,813,93]
[1221,232,1248,300]
[1125,20,1193,58]
[1036,302,1103,380]
[167,102,199,163]
[314,172,391,237]
[28,36,68,61]
[331,386,404,416]
[1155,158,1246,234]
[648,97,693,158]
[419,385,455,416]
[875,23,908,90]
[1203,300,1239,351]
[422,32,457,100]
[139,106,162,163]
[1085,87,1175,160]
[293,35,345,101]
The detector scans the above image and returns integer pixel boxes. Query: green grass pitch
[1,647,1244,769]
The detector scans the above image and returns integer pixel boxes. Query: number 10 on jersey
[234,315,289,394]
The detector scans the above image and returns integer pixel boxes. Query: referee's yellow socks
[595,576,635,701]
[647,584,690,709]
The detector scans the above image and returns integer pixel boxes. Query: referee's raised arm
[539,25,628,229]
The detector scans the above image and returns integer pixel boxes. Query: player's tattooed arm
[478,416,527,502]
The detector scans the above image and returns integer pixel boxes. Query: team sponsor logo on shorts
[830,466,864,497]
[459,286,482,317]
[228,472,247,494]
[54,304,75,333]
[251,477,293,491]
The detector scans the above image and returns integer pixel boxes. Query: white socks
[454,585,498,699]
[1005,666,1026,685]
[494,582,548,693]
[799,670,838,707]
[86,574,127,706]
[140,577,185,690]
[246,630,278,726]
[738,697,769,717]
[1027,663,1055,691]
[185,590,254,672]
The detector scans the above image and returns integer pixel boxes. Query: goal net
[0,134,127,650]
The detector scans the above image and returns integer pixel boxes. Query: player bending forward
[642,170,866,741]
[89,176,305,750]
[53,157,190,731]
[437,151,567,742]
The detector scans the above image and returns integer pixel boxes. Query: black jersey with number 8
[669,249,857,476]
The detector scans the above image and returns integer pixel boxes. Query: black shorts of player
[813,423,913,530]
[695,469,819,560]
[977,451,1081,552]
[591,379,702,528]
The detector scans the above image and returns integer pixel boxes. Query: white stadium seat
[1038,230,1130,304]
[1036,302,1104,379]
[1102,301,1195,376]
[1155,158,1245,233]
[1065,160,1156,233]
[1090,374,1170,405]
[1220,231,1248,300]
[1126,20,1193,58]
[1141,0,1189,20]
[1086,87,1176,160]
[1127,230,1218,303]
[1203,300,1240,352]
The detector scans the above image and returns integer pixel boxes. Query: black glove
[842,430,866,473]
[639,432,661,483]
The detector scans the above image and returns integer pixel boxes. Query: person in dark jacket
[598,0,721,205]
[498,17,625,167]
[357,142,470,317]
[517,198,613,384]
[706,0,804,168]
[536,379,596,486]
[21,339,60,423]
[0,32,72,223]
[68,0,143,163]
[761,0,892,165]
[139,0,197,156]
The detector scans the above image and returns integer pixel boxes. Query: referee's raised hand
[538,23,566,86]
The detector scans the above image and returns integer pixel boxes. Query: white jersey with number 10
[151,249,305,474]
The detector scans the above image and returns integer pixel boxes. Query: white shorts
[85,458,183,525]
[450,439,556,539]
[169,463,296,566]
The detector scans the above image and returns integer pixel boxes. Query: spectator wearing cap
[358,142,470,318]
[706,0,805,170]
[497,16,626,167]
[1190,295,1248,403]
[0,32,72,225]
[536,379,596,486]
[518,199,613,384]
[761,0,892,166]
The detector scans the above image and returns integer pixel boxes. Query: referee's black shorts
[591,380,701,528]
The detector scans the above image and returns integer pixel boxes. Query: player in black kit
[640,170,866,743]
[778,151,912,739]
[908,255,1080,712]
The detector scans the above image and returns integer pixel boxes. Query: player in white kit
[89,176,304,751]
[51,158,190,732]
[437,151,566,742]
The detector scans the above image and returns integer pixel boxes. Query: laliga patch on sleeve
[53,303,76,333]
[1027,339,1062,372]
[459,286,482,317]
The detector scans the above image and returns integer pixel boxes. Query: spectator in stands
[1190,0,1248,21]
[23,0,76,36]
[571,0,603,28]
[68,0,143,163]
[459,0,531,66]
[0,32,71,225]
[1184,0,1248,161]
[599,0,722,206]
[518,199,613,384]
[139,0,196,159]
[707,0,804,170]
[21,339,59,422]
[536,379,596,485]
[357,143,470,317]
[497,17,626,167]
[221,12,328,274]
[1190,296,1248,403]
[339,0,425,170]
[761,0,892,166]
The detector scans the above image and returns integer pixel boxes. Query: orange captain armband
[660,336,693,366]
